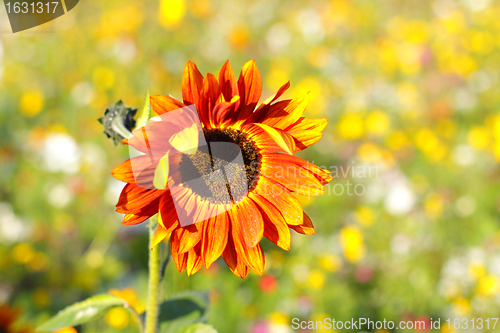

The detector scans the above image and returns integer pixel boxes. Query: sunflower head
[112,60,332,278]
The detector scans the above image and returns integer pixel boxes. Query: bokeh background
[1,0,500,332]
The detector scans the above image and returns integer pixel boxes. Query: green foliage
[157,290,210,333]
[183,323,217,333]
[36,294,127,332]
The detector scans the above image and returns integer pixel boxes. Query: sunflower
[112,60,332,278]
[0,304,32,333]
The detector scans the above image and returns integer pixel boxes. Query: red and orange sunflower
[112,60,332,278]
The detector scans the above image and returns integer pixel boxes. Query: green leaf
[36,294,126,332]
[135,88,151,129]
[183,323,218,333]
[157,290,210,333]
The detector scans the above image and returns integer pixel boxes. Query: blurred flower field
[1,0,500,332]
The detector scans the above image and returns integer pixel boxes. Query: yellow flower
[54,328,77,333]
[159,0,185,29]
[20,90,44,117]
[424,193,444,220]
[366,110,391,135]
[105,307,129,329]
[12,243,36,264]
[340,227,365,263]
[476,275,500,296]
[355,206,375,226]
[269,312,289,325]
[318,254,341,272]
[452,298,470,316]
[468,263,486,280]
[308,269,326,290]
[92,67,115,90]
[338,114,364,140]
[386,130,409,150]
[467,126,490,150]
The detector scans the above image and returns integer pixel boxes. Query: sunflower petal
[289,130,324,152]
[151,223,171,248]
[172,223,202,254]
[212,96,240,127]
[235,60,262,124]
[171,239,188,273]
[150,95,186,115]
[261,155,325,196]
[219,60,240,103]
[169,123,199,155]
[261,93,310,129]
[187,244,204,276]
[116,183,164,214]
[285,117,328,132]
[202,213,229,268]
[122,211,155,225]
[249,81,291,124]
[249,193,291,251]
[290,212,316,235]
[254,176,303,225]
[253,123,295,155]
[199,73,221,127]
[182,61,204,106]
[153,154,170,190]
[222,235,249,278]
[228,199,264,248]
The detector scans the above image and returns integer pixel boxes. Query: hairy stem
[145,216,161,333]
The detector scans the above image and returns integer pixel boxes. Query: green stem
[125,303,145,333]
[145,216,161,333]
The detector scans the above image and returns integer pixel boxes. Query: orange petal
[153,154,170,190]
[172,223,202,254]
[242,123,288,153]
[151,223,171,248]
[264,153,333,185]
[290,212,316,235]
[249,81,290,124]
[228,199,264,248]
[187,244,204,276]
[150,95,186,115]
[182,61,204,106]
[249,193,291,251]
[169,123,199,154]
[201,213,229,268]
[158,193,180,229]
[230,229,265,275]
[170,238,188,273]
[116,184,164,214]
[253,176,303,225]
[199,73,221,127]
[222,235,249,278]
[285,117,328,132]
[261,93,310,129]
[260,155,325,196]
[212,96,240,127]
[253,123,295,155]
[289,130,324,152]
[235,60,262,124]
[122,211,155,225]
[219,60,240,103]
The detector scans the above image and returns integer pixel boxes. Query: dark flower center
[178,128,261,204]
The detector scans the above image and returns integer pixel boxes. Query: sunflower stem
[145,215,161,333]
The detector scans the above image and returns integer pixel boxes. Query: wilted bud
[98,100,138,145]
